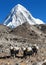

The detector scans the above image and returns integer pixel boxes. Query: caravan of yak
[0,44,39,59]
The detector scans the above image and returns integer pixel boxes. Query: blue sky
[0,0,46,24]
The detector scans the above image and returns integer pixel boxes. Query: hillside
[0,24,46,65]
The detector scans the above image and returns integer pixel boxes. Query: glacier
[3,4,44,28]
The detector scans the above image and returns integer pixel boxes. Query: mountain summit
[3,4,44,28]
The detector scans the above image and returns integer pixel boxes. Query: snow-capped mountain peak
[3,4,44,28]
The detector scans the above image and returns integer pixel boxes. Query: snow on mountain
[3,4,44,28]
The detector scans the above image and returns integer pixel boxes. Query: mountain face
[3,4,44,28]
[0,24,46,44]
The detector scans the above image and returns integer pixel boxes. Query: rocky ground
[0,24,46,65]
